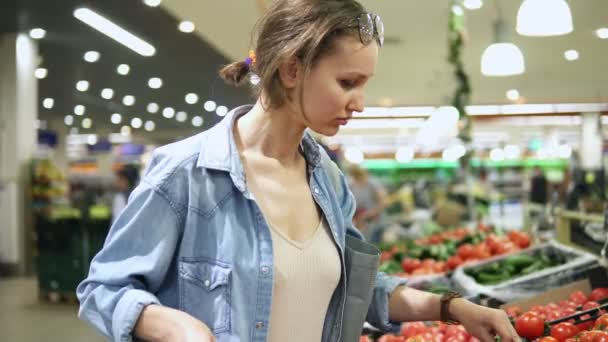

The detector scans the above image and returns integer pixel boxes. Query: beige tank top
[267,219,341,342]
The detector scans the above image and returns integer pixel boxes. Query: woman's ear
[278,57,301,89]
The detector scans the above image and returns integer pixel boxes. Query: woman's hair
[219,0,367,110]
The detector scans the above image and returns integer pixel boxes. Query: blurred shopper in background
[348,164,388,242]
[111,165,139,223]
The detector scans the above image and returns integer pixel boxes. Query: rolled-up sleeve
[335,165,407,332]
[76,179,181,342]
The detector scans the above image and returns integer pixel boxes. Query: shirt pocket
[178,258,232,335]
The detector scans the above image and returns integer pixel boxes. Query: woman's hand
[134,305,216,342]
[451,298,521,342]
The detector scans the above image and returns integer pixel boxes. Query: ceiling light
[504,145,521,159]
[442,145,466,162]
[29,28,46,39]
[506,89,520,101]
[463,0,483,10]
[121,125,131,136]
[76,80,90,92]
[395,147,415,163]
[64,115,74,126]
[162,107,175,118]
[596,28,608,39]
[74,8,156,56]
[557,144,572,159]
[451,5,464,16]
[216,106,228,117]
[204,100,217,112]
[490,148,505,161]
[122,95,135,106]
[131,117,143,129]
[111,113,122,124]
[117,64,130,75]
[176,111,188,122]
[74,105,85,116]
[178,21,195,33]
[82,118,92,129]
[148,77,162,89]
[516,0,573,37]
[101,88,114,99]
[84,50,100,63]
[42,98,54,109]
[482,20,525,76]
[87,135,98,145]
[144,120,155,132]
[185,93,199,104]
[564,49,579,61]
[35,68,48,79]
[250,74,261,85]
[192,116,204,127]
[344,147,364,164]
[143,0,161,7]
[147,102,159,113]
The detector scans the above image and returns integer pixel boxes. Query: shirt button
[260,266,269,274]
[255,321,265,329]
[204,280,210,288]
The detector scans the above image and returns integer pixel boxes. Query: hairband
[245,50,256,67]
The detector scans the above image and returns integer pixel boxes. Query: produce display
[378,226,531,277]
[465,252,565,285]
[363,321,482,342]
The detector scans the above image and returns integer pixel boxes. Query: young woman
[77,1,520,341]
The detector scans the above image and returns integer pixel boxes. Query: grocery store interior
[1,0,607,341]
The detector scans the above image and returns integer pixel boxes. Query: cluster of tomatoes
[507,288,608,341]
[360,322,482,342]
[414,228,471,246]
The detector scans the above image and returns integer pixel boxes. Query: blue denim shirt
[77,105,407,342]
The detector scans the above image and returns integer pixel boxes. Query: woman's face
[294,35,378,136]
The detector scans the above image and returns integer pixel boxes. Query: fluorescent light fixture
[162,107,175,118]
[64,115,74,126]
[35,68,48,79]
[73,8,156,56]
[192,116,204,127]
[42,98,54,109]
[111,113,122,124]
[395,147,415,163]
[490,148,505,161]
[504,145,521,159]
[216,106,228,117]
[185,93,199,104]
[451,5,464,16]
[564,49,579,61]
[101,88,114,99]
[121,125,131,136]
[29,28,46,39]
[84,50,100,63]
[557,144,572,159]
[597,28,608,39]
[463,0,483,10]
[74,105,86,116]
[144,120,155,132]
[517,0,573,37]
[176,111,188,122]
[204,100,217,112]
[178,21,195,33]
[117,64,130,75]
[82,118,92,129]
[76,80,90,92]
[123,95,135,106]
[131,117,143,129]
[506,89,520,101]
[147,102,159,113]
[344,147,364,164]
[148,77,162,89]
[442,145,466,162]
[143,0,161,7]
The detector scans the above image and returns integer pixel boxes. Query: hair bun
[219,61,251,87]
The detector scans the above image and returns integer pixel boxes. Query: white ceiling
[162,0,608,107]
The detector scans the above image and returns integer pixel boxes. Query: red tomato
[431,261,447,273]
[506,306,522,318]
[577,314,595,331]
[593,331,608,342]
[457,244,475,260]
[579,331,597,342]
[401,322,427,338]
[381,251,394,263]
[507,231,531,248]
[595,314,608,330]
[468,337,481,342]
[401,258,422,273]
[590,288,608,302]
[570,290,588,305]
[551,322,579,342]
[447,256,464,270]
[538,337,558,342]
[515,312,546,339]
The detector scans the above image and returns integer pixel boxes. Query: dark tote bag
[340,234,380,342]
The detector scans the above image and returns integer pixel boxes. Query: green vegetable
[379,260,402,274]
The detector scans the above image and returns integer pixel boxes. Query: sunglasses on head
[358,13,384,47]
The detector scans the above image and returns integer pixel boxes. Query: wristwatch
[440,291,462,324]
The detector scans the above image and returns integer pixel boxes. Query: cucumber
[477,271,510,285]
[503,254,536,268]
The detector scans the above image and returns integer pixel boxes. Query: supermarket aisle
[0,277,106,342]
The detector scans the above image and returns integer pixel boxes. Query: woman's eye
[340,80,356,89]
